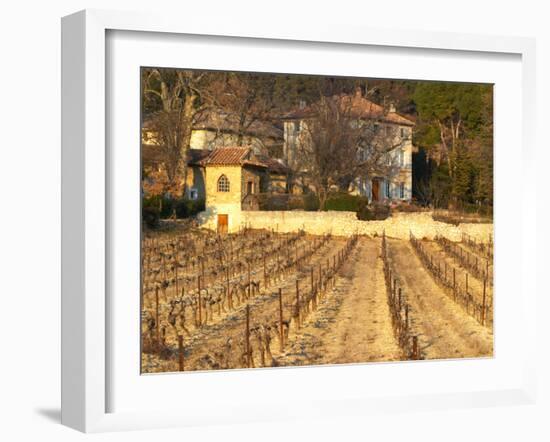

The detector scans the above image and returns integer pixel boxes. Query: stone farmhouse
[142,109,287,201]
[142,90,417,233]
[281,88,415,202]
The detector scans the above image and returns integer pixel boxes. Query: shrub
[142,205,160,229]
[143,195,205,221]
[257,193,319,211]
[175,198,205,218]
[258,194,288,211]
[357,203,390,221]
[288,196,305,210]
[391,201,424,213]
[303,193,320,211]
[175,199,189,218]
[325,193,368,212]
[187,198,206,216]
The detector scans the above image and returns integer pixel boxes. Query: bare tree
[207,73,277,150]
[296,94,404,209]
[142,69,221,196]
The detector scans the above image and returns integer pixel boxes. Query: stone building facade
[141,116,288,200]
[197,147,270,233]
[282,89,415,202]
[141,109,286,201]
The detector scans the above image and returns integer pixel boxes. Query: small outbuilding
[197,146,269,233]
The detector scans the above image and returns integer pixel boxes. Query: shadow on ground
[34,407,61,423]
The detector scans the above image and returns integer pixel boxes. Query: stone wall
[236,210,493,242]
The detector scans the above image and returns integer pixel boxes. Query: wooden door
[371,179,380,202]
[217,214,228,234]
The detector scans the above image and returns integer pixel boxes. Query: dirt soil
[421,240,493,308]
[142,235,494,373]
[387,239,493,360]
[280,238,403,366]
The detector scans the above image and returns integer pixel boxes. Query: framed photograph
[61,9,537,433]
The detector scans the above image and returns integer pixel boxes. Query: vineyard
[141,226,494,373]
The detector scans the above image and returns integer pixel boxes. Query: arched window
[217,174,230,192]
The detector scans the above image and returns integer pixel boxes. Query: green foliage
[324,193,367,212]
[142,206,160,229]
[258,194,288,211]
[412,81,493,213]
[258,193,320,211]
[142,67,493,215]
[414,83,484,129]
[451,148,476,204]
[175,198,205,218]
[429,162,453,209]
[142,195,204,222]
[303,193,320,211]
[357,203,390,221]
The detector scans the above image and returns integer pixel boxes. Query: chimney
[388,102,396,113]
[299,99,306,109]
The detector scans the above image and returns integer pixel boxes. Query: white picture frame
[61,9,537,433]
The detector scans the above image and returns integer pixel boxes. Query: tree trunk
[318,186,329,211]
[178,94,197,197]
[236,111,247,146]
[437,119,452,178]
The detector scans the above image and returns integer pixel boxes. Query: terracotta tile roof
[197,146,266,169]
[200,146,291,172]
[201,146,251,165]
[143,144,288,174]
[282,93,415,127]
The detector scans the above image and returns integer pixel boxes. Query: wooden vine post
[398,287,402,311]
[198,275,202,326]
[245,304,251,368]
[178,335,184,371]
[247,262,251,299]
[482,278,487,325]
[295,279,301,328]
[155,286,160,350]
[453,268,456,299]
[278,288,284,351]
[263,253,267,288]
[174,261,178,298]
[226,266,231,310]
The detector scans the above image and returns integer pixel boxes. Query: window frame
[217,174,230,192]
